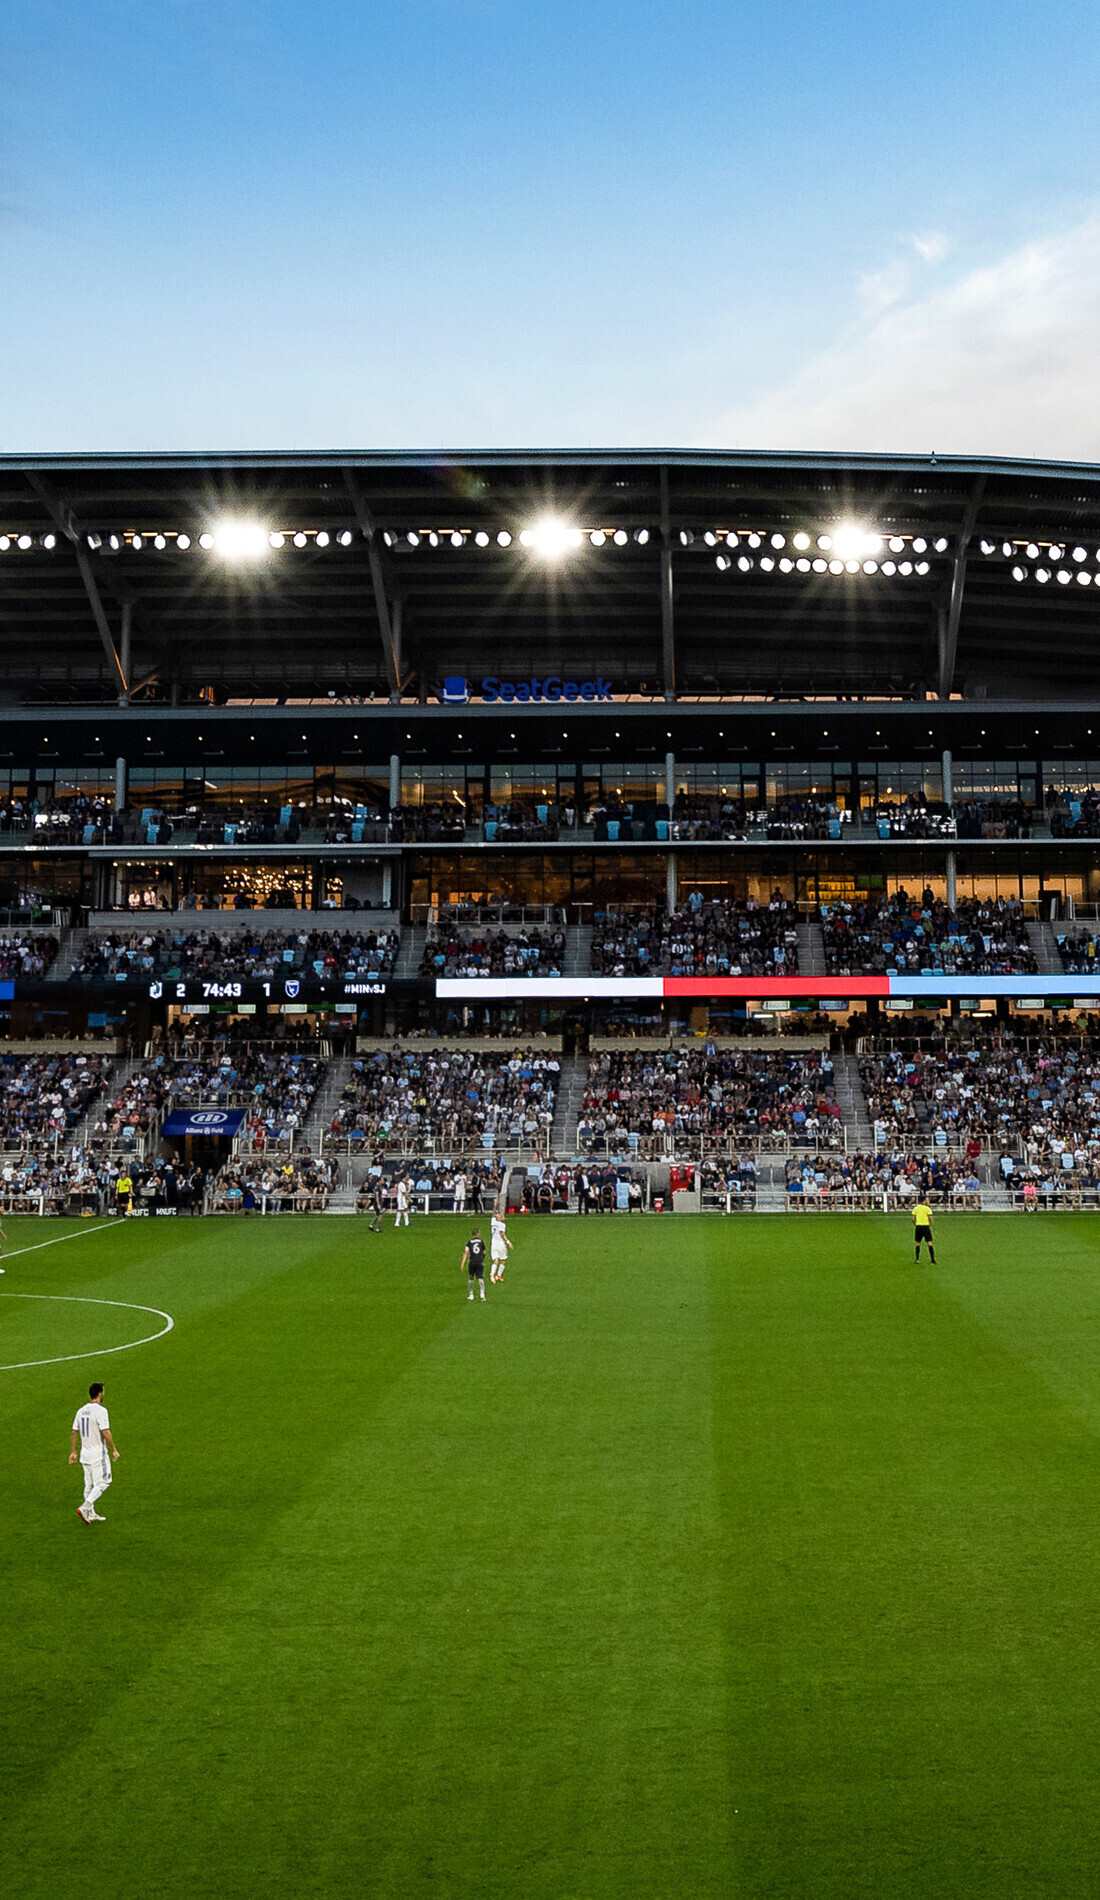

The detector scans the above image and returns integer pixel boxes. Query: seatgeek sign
[442,675,613,705]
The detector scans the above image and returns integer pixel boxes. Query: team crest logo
[149,981,163,999]
[285,979,300,998]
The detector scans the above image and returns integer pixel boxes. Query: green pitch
[4,1212,1100,1900]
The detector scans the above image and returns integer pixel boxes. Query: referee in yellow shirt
[912,1197,936,1264]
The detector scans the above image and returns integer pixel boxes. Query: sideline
[0,1293,175,1371]
[2,1220,123,1264]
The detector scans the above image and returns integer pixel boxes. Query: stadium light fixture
[792,532,811,551]
[832,523,870,561]
[210,521,269,560]
[524,517,582,558]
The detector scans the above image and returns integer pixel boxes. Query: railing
[409,903,567,926]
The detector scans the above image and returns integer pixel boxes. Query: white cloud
[707,210,1100,460]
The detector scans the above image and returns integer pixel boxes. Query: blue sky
[4,0,1100,455]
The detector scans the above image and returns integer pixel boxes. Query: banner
[161,1108,245,1137]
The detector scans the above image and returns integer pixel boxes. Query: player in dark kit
[462,1228,487,1301]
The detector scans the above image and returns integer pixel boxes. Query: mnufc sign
[442,675,613,705]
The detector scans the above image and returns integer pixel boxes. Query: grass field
[4,1209,1100,1899]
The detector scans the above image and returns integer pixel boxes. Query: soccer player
[366,1179,384,1232]
[114,1171,133,1217]
[462,1228,487,1301]
[394,1174,411,1229]
[69,1381,119,1523]
[912,1197,937,1264]
[490,1212,513,1282]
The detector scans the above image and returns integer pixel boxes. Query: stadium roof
[2,448,1100,705]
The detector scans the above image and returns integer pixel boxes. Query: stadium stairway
[564,924,592,975]
[799,919,826,976]
[550,1054,588,1154]
[394,926,427,979]
[833,1051,875,1150]
[981,1173,1015,1211]
[1026,921,1061,975]
[753,1160,789,1212]
[299,1056,351,1151]
[323,1165,358,1214]
[48,926,86,981]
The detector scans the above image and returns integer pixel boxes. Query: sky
[4,0,1100,458]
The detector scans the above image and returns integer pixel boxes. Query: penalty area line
[0,1293,175,1372]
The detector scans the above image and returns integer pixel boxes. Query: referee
[912,1197,937,1265]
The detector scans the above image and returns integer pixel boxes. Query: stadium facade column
[114,756,127,813]
[381,861,392,908]
[945,850,957,911]
[666,850,677,911]
[389,753,400,812]
[942,747,954,806]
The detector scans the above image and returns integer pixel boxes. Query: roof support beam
[938,474,986,698]
[659,466,676,702]
[26,473,130,698]
[342,470,404,700]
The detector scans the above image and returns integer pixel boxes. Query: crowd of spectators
[1055,931,1100,975]
[355,1157,507,1213]
[577,1046,841,1154]
[88,1046,324,1150]
[1046,786,1100,839]
[784,1147,982,1206]
[0,932,59,978]
[820,889,1036,977]
[419,925,565,979]
[73,926,398,985]
[591,894,799,978]
[0,1148,210,1213]
[211,1154,340,1212]
[955,798,1033,840]
[325,1047,559,1152]
[860,1041,1100,1166]
[0,1053,107,1151]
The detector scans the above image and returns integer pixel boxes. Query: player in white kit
[490,1212,513,1282]
[69,1381,119,1523]
[395,1174,411,1229]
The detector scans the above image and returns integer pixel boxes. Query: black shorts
[468,1261,484,1279]
[914,1225,932,1243]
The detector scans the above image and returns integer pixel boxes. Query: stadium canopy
[2,448,1100,705]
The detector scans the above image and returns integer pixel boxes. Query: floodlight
[881,560,896,576]
[0,537,8,552]
[610,528,626,545]
[679,530,693,547]
[527,517,580,558]
[715,554,730,571]
[176,534,191,550]
[450,531,464,548]
[212,521,272,560]
[934,537,949,553]
[793,532,811,551]
[889,536,905,553]
[496,530,511,547]
[828,559,844,575]
[634,528,650,545]
[475,531,490,547]
[43,533,56,550]
[131,535,143,550]
[796,557,810,572]
[1049,544,1064,561]
[590,530,606,547]
[863,535,883,556]
[1078,570,1092,585]
[427,533,439,547]
[316,531,330,548]
[737,555,753,571]
[911,536,927,554]
[1036,568,1050,583]
[198,532,214,549]
[845,559,860,574]
[86,533,102,550]
[406,531,419,547]
[817,535,833,551]
[1011,566,1026,582]
[269,532,285,549]
[760,555,775,572]
[153,534,166,550]
[747,533,761,550]
[339,530,354,547]
[862,560,878,574]
[1074,545,1088,562]
[770,533,786,549]
[812,558,827,573]
[704,531,717,547]
[293,531,307,548]
[725,532,739,549]
[1026,543,1040,560]
[832,524,868,561]
[779,557,793,572]
[898,561,913,576]
[1058,569,1072,583]
[915,561,930,575]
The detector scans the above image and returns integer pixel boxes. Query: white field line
[0,1293,175,1371]
[1,1220,122,1264]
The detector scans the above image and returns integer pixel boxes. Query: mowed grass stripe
[711,1215,1100,1900]
[3,1220,731,1900]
